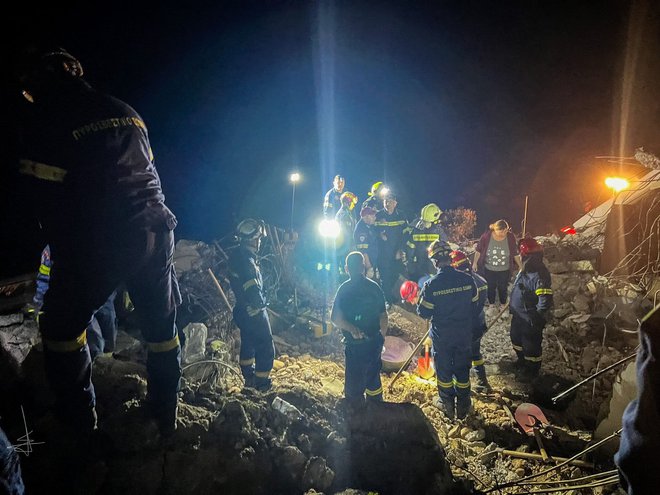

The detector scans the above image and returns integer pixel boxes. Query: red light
[560,226,576,235]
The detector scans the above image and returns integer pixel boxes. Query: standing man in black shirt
[331,251,389,406]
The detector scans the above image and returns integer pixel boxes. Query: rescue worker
[227,218,275,391]
[335,191,358,274]
[354,206,378,279]
[331,251,388,407]
[615,306,660,493]
[15,46,181,435]
[361,181,386,211]
[323,174,345,217]
[405,203,449,282]
[375,191,407,305]
[509,238,553,380]
[26,245,119,360]
[399,280,419,306]
[450,250,491,392]
[417,240,477,420]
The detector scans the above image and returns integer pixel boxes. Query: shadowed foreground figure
[15,46,181,435]
[0,425,24,495]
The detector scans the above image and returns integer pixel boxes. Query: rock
[465,429,485,442]
[572,294,591,313]
[567,260,596,272]
[301,457,334,492]
[280,446,307,479]
[459,427,471,438]
[515,467,525,477]
[448,424,461,438]
[0,313,23,327]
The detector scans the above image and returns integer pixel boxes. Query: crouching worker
[228,219,275,391]
[417,240,477,420]
[331,251,388,407]
[509,238,553,381]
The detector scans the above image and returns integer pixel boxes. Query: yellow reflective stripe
[406,241,416,249]
[412,234,439,241]
[255,371,271,378]
[438,380,454,388]
[147,335,180,353]
[512,344,523,351]
[535,288,553,295]
[356,244,369,249]
[472,294,479,302]
[420,299,434,310]
[472,359,485,366]
[365,387,383,396]
[39,264,51,276]
[375,220,406,227]
[19,159,68,183]
[454,380,471,388]
[243,279,257,291]
[239,358,255,366]
[477,285,487,292]
[524,355,542,362]
[44,330,87,352]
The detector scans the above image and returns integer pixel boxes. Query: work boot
[456,396,472,420]
[515,361,539,383]
[432,397,455,420]
[473,366,492,393]
[242,374,256,390]
[255,376,272,392]
[147,398,178,437]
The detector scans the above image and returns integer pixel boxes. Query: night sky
[4,1,660,244]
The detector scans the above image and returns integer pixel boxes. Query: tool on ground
[499,449,594,469]
[515,402,551,463]
[387,328,430,391]
[416,343,434,379]
[485,302,509,331]
[551,351,637,403]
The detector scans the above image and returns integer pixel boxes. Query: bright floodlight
[318,219,340,239]
[290,172,301,183]
[380,186,390,197]
[605,177,629,193]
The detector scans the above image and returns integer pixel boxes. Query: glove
[366,267,375,279]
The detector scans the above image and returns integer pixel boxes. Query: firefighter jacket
[417,266,477,347]
[509,255,553,325]
[323,188,343,217]
[228,245,267,316]
[404,220,449,275]
[471,271,488,333]
[17,79,177,243]
[374,209,407,260]
[354,219,378,267]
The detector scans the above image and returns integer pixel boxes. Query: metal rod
[522,195,529,237]
[499,450,594,469]
[290,182,296,232]
[208,268,233,312]
[387,328,431,391]
[551,352,636,403]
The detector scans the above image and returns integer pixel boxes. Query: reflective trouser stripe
[19,159,68,182]
[356,244,368,249]
[420,299,434,310]
[39,264,51,276]
[243,279,257,291]
[240,358,255,366]
[365,387,383,396]
[472,359,485,367]
[147,335,180,353]
[512,344,523,351]
[454,380,471,388]
[255,370,271,378]
[524,355,542,362]
[438,380,454,388]
[43,330,87,352]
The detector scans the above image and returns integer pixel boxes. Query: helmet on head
[369,181,384,196]
[236,218,266,241]
[420,203,443,223]
[360,206,376,218]
[450,250,470,270]
[340,191,358,210]
[428,239,452,261]
[519,237,543,257]
[16,46,84,93]
[400,280,419,303]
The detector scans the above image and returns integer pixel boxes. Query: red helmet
[450,250,470,269]
[519,237,543,257]
[400,280,419,303]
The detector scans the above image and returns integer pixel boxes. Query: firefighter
[354,206,379,279]
[331,251,388,407]
[323,174,345,217]
[375,191,407,305]
[227,218,275,391]
[405,203,449,282]
[450,249,491,392]
[399,280,419,305]
[509,238,553,380]
[361,181,386,211]
[15,46,181,435]
[417,240,477,420]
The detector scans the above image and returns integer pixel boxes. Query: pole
[290,182,296,232]
[208,268,233,312]
[522,195,529,237]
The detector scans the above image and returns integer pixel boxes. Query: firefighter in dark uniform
[331,251,388,406]
[405,203,450,282]
[323,174,345,217]
[417,240,477,420]
[15,47,181,435]
[375,191,407,305]
[354,206,378,279]
[509,238,553,380]
[227,219,275,391]
[450,250,491,392]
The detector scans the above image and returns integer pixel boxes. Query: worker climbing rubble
[322,174,345,217]
[417,240,477,420]
[509,237,553,381]
[227,218,275,391]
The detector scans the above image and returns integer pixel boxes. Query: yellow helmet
[420,203,443,223]
[340,191,358,210]
[369,181,384,196]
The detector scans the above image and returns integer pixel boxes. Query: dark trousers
[510,313,544,372]
[379,258,404,304]
[234,307,275,388]
[87,290,118,359]
[0,426,24,495]
[471,324,487,367]
[40,229,181,422]
[432,338,471,410]
[344,336,384,402]
[484,268,510,304]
